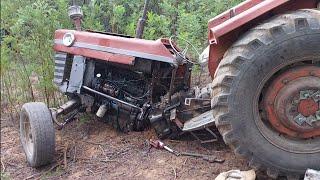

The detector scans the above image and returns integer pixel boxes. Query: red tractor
[20,0,320,178]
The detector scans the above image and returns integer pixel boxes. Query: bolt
[309,71,316,76]
[282,79,289,84]
[294,114,306,126]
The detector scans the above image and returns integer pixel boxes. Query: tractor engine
[53,40,197,138]
[90,62,151,131]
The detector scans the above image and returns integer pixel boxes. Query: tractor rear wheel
[211,9,320,179]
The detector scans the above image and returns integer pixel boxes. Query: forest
[1,0,243,116]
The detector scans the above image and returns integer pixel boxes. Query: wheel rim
[255,60,320,153]
[22,114,34,156]
[264,66,320,138]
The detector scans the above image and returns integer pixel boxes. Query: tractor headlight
[62,32,75,47]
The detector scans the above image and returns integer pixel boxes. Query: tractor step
[182,110,215,132]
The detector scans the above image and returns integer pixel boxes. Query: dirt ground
[0,110,274,180]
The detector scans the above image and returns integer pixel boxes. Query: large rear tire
[211,9,320,179]
[20,102,55,167]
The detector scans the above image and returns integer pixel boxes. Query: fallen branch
[171,165,177,180]
[64,143,69,169]
[82,140,108,146]
[73,145,77,162]
[1,158,5,172]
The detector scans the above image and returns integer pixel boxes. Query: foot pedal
[182,110,215,132]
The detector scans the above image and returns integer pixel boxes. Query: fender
[207,0,319,77]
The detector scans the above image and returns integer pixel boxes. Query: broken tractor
[20,0,320,179]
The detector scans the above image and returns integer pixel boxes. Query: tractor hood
[54,29,176,65]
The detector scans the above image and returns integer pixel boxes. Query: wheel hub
[264,66,320,138]
[298,98,318,117]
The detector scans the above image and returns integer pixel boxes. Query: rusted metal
[298,98,319,117]
[207,0,319,77]
[263,66,320,138]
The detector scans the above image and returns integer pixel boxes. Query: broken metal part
[50,99,81,128]
[189,127,218,144]
[183,110,215,131]
[184,98,211,106]
[149,113,172,139]
[82,86,143,114]
[57,109,80,130]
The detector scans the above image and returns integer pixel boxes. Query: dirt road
[1,112,271,180]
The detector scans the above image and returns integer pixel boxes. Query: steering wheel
[169,36,200,64]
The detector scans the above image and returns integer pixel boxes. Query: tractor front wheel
[211,9,320,179]
[20,102,55,167]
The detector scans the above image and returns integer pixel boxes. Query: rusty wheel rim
[264,66,320,139]
[254,59,320,154]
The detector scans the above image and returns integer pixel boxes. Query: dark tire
[211,9,320,179]
[20,102,55,167]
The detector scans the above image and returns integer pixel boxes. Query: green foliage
[143,11,170,39]
[0,172,10,180]
[79,113,91,125]
[1,0,244,114]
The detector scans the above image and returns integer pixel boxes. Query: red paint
[55,43,136,65]
[54,29,174,65]
[298,99,319,117]
[207,0,319,77]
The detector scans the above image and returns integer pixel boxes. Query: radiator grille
[53,53,67,85]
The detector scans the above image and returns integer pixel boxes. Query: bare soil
[0,110,273,180]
